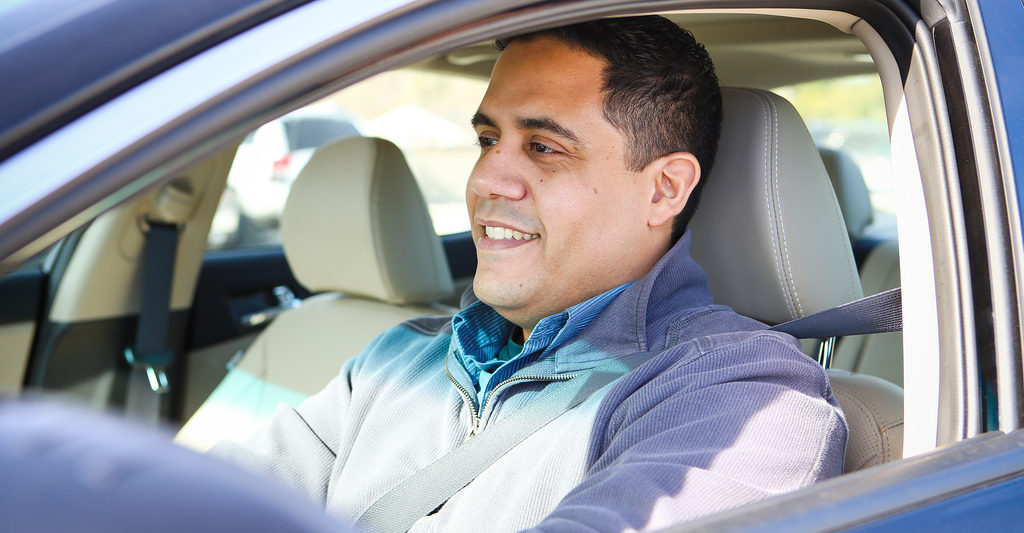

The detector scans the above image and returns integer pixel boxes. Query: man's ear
[648,152,701,228]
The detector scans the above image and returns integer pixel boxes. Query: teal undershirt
[476,335,523,399]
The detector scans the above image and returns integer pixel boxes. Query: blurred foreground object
[0,401,350,533]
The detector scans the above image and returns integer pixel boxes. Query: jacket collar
[458,231,716,373]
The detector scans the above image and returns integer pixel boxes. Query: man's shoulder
[663,304,797,352]
[351,313,453,368]
[401,313,454,336]
[645,306,827,396]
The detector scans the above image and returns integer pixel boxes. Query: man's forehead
[476,41,607,131]
[488,38,605,94]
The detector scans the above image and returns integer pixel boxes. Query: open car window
[208,68,486,250]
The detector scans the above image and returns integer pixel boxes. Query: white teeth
[484,225,538,240]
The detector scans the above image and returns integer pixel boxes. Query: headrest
[689,88,862,324]
[281,137,453,304]
[818,147,874,242]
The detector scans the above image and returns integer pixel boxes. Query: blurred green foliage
[776,74,887,123]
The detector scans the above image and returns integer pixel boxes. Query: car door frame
[1,0,1022,528]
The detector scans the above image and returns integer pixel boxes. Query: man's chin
[473,280,531,317]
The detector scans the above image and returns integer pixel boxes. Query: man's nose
[467,147,527,201]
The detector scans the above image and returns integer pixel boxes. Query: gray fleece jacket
[212,233,848,532]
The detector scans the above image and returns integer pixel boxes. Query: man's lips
[477,234,539,251]
[483,225,539,241]
[476,221,540,251]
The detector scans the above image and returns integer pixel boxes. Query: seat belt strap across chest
[357,288,903,532]
[768,287,902,339]
[768,286,902,368]
[354,350,656,533]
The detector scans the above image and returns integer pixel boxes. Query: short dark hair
[496,16,722,242]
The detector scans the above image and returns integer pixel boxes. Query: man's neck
[513,327,527,344]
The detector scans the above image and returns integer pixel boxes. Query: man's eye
[477,136,498,148]
[529,142,556,154]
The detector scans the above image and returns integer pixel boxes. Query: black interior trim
[24,312,188,398]
[0,269,45,323]
[23,227,87,387]
[187,247,309,350]
[441,231,476,280]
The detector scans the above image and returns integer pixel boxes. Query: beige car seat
[178,137,455,450]
[688,88,903,472]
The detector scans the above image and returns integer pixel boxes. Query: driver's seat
[688,88,903,472]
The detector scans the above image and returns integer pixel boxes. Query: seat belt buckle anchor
[124,347,172,393]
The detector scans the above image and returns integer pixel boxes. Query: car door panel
[665,429,1024,532]
[0,268,45,392]
[188,230,476,349]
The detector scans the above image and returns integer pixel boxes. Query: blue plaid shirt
[452,282,633,404]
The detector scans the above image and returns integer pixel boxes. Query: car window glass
[775,74,894,223]
[207,68,486,250]
[284,118,361,151]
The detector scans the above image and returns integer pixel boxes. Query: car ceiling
[413,13,877,89]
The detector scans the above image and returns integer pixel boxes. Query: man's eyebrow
[518,117,582,145]
[471,112,583,146]
[470,112,495,128]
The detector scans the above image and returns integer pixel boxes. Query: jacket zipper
[444,356,481,436]
[444,354,581,438]
[477,373,576,432]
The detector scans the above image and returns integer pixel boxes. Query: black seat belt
[124,221,179,422]
[769,287,902,338]
[123,180,194,424]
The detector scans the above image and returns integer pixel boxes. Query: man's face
[467,38,668,335]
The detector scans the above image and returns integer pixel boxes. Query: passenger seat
[818,147,875,265]
[818,147,903,387]
[177,137,455,451]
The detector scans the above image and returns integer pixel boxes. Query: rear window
[283,118,361,151]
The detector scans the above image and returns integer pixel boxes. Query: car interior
[2,7,921,517]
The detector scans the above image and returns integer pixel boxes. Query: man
[213,16,847,532]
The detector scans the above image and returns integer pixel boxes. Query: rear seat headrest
[818,147,874,243]
[281,136,454,304]
[689,88,862,324]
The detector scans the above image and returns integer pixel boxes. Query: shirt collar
[451,281,633,372]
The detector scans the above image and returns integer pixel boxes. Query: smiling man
[213,16,847,533]
[468,31,702,343]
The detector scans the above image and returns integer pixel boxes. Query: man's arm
[525,333,847,532]
[209,367,353,507]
